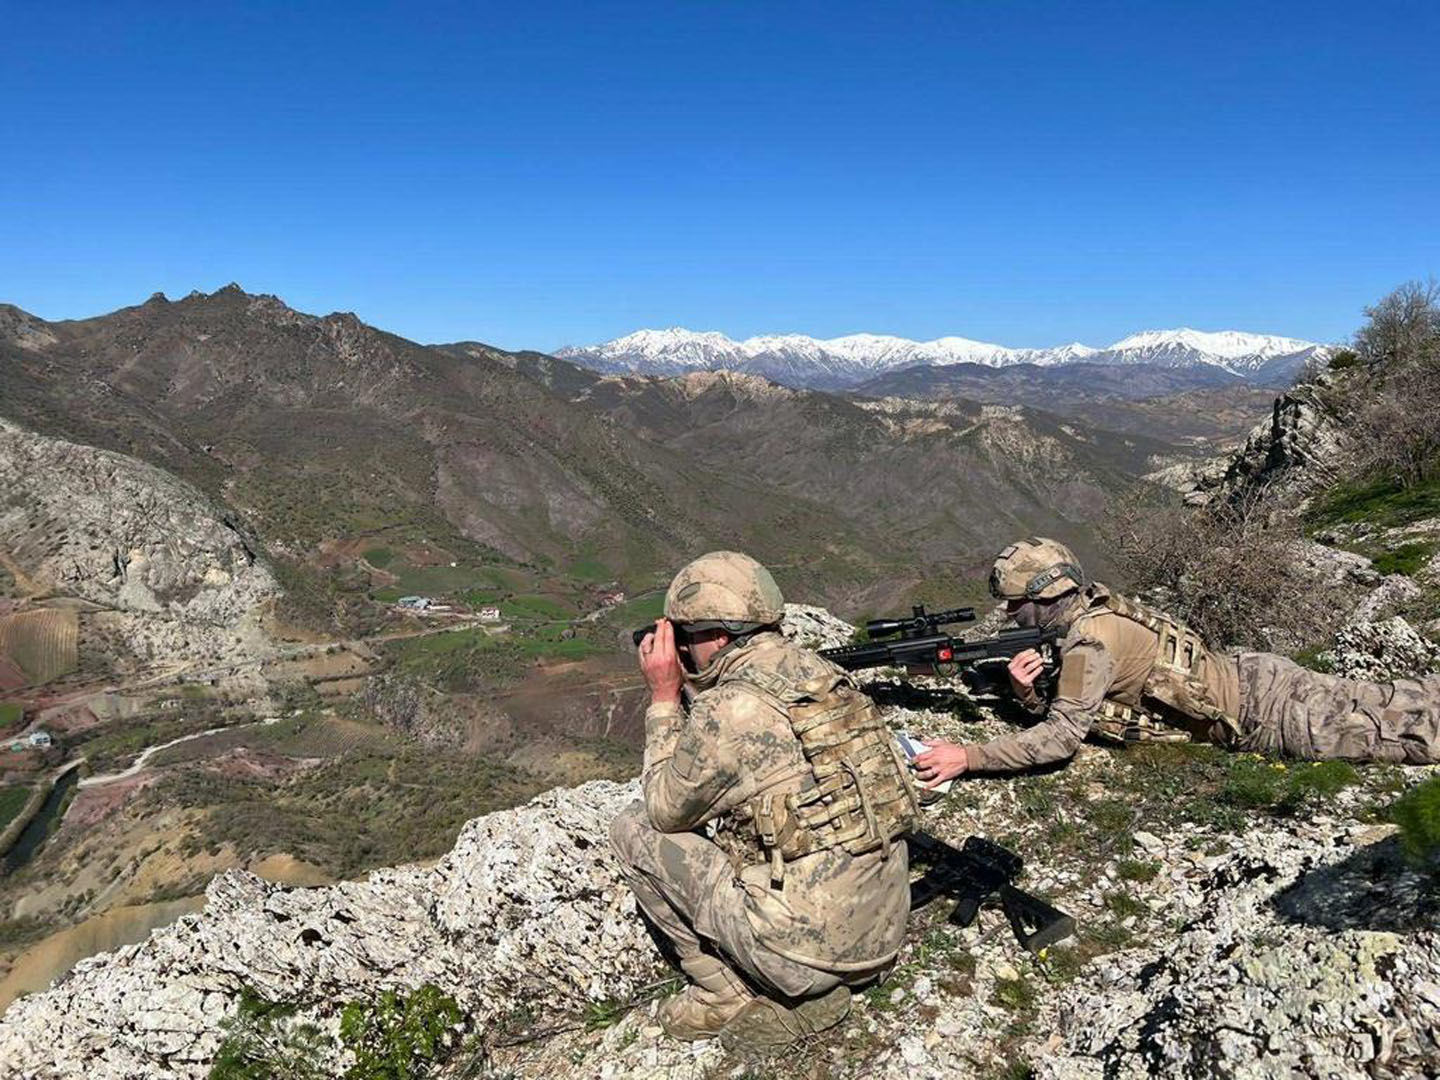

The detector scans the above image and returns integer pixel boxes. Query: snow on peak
[556,324,1327,388]
[1106,328,1318,361]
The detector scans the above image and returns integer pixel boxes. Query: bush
[209,985,463,1080]
[1100,485,1340,651]
[209,988,328,1080]
[1390,776,1440,865]
[340,985,463,1080]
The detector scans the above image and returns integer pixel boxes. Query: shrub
[209,988,328,1080]
[1390,776,1440,865]
[340,985,463,1080]
[208,985,463,1080]
[1101,484,1341,651]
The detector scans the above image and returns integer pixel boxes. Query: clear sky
[2,1,1436,351]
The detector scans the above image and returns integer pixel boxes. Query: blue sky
[2,1,1436,351]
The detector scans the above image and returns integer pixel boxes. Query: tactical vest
[713,666,920,885]
[1085,591,1241,747]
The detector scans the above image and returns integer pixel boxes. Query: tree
[1350,279,1440,488]
[1354,279,1440,371]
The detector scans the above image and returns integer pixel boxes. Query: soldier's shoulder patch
[1058,650,1090,699]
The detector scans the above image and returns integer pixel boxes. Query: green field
[501,594,574,621]
[567,557,614,583]
[601,591,666,627]
[0,786,33,833]
[0,703,23,733]
[362,546,395,568]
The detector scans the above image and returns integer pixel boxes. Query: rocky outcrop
[1325,616,1440,681]
[1039,825,1440,1079]
[1153,376,1349,506]
[0,781,652,1078]
[779,603,856,650]
[0,421,278,674]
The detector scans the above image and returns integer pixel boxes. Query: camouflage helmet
[989,537,1086,601]
[664,550,784,631]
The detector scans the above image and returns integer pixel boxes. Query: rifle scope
[865,605,976,640]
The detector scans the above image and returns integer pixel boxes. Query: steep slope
[562,370,1179,597]
[0,289,879,607]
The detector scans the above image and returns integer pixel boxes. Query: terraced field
[0,609,78,686]
[149,716,390,768]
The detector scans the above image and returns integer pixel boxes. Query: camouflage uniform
[610,552,912,1043]
[968,537,1440,771]
[610,632,910,994]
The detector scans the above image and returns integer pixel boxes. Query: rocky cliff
[1150,375,1350,507]
[0,420,278,676]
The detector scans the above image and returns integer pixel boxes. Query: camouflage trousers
[1234,653,1440,764]
[609,801,877,1000]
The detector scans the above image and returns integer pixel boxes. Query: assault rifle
[818,604,1061,696]
[907,831,1076,954]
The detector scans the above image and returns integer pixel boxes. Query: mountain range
[0,286,1278,627]
[557,326,1329,390]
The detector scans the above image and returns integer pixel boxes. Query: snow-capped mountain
[556,327,1328,390]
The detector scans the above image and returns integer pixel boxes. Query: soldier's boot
[719,985,852,1050]
[657,955,755,1041]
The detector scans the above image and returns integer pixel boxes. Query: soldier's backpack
[716,667,921,885]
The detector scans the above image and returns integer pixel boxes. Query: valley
[0,285,1280,1009]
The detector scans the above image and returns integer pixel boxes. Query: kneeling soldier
[610,551,918,1047]
[915,537,1440,785]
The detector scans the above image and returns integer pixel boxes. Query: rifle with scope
[817,604,1061,695]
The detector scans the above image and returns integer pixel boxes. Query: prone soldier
[610,551,919,1047]
[914,537,1440,785]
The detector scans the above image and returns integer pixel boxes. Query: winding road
[77,716,282,788]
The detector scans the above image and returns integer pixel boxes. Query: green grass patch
[501,593,573,621]
[991,976,1038,1012]
[1373,541,1437,577]
[0,702,23,732]
[1116,858,1160,883]
[601,591,667,629]
[1390,776,1440,865]
[1221,758,1360,814]
[0,785,33,832]
[1308,473,1440,530]
[1290,645,1335,674]
[361,546,395,568]
[1103,891,1148,921]
[567,557,613,584]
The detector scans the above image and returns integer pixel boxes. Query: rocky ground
[1,607,1437,1079]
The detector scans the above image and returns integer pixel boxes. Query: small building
[26,730,52,748]
[477,606,502,622]
[397,596,431,611]
[599,590,626,606]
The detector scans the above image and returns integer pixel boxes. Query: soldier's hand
[913,739,968,788]
[1007,649,1045,695]
[639,618,685,707]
